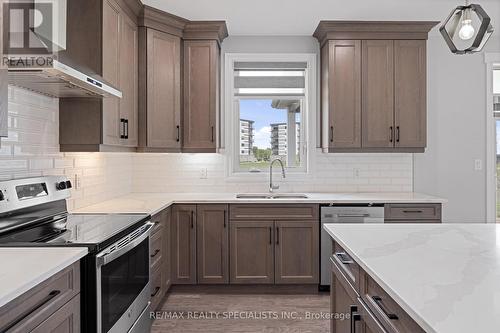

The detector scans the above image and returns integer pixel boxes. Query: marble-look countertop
[74,192,446,215]
[323,224,500,333]
[0,247,88,307]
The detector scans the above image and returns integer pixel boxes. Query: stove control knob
[56,181,67,190]
[65,180,72,189]
[0,191,4,201]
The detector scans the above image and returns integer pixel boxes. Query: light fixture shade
[440,4,494,55]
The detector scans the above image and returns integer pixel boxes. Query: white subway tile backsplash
[1,87,133,210]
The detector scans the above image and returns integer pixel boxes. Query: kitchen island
[323,223,500,333]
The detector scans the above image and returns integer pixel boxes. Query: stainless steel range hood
[8,60,122,98]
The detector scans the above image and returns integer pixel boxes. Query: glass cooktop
[0,213,149,246]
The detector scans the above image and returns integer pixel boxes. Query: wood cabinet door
[230,220,274,284]
[31,295,80,333]
[119,13,138,147]
[331,271,357,333]
[0,1,6,139]
[183,40,218,152]
[102,0,121,146]
[163,207,172,292]
[327,40,362,149]
[275,221,319,284]
[362,40,395,148]
[394,40,427,148]
[197,204,229,284]
[144,29,181,149]
[171,205,197,284]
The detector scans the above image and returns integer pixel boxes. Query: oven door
[96,222,153,333]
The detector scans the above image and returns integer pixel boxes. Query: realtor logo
[3,2,53,55]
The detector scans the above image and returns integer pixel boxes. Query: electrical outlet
[200,168,208,179]
[353,168,360,178]
[474,159,482,171]
[75,174,82,190]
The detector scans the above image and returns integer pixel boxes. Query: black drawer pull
[4,290,61,332]
[402,210,424,214]
[176,125,180,142]
[335,252,354,265]
[372,296,399,320]
[150,249,160,258]
[350,305,361,333]
[151,286,161,297]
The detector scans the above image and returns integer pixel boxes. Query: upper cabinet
[137,6,227,153]
[59,3,228,153]
[314,21,438,153]
[59,0,140,152]
[0,2,8,141]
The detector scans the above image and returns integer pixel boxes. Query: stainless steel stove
[0,176,153,333]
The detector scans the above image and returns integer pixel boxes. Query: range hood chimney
[5,0,122,99]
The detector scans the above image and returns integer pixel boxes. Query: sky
[240,99,287,149]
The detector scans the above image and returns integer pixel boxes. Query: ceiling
[143,0,500,36]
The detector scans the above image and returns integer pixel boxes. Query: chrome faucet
[269,158,286,193]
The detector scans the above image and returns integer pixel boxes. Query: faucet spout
[269,158,286,193]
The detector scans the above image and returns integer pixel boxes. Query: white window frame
[223,53,317,180]
[485,53,500,223]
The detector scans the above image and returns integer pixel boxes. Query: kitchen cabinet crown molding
[139,6,229,44]
[139,5,188,37]
[313,21,439,46]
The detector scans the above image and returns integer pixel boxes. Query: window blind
[234,62,306,96]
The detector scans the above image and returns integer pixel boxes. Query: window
[227,57,311,173]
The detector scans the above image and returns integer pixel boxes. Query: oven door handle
[96,222,154,267]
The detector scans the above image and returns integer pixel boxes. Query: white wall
[414,36,500,223]
[0,87,134,210]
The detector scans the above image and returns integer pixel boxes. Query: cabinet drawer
[150,267,164,311]
[331,241,360,294]
[363,275,425,333]
[31,294,80,333]
[0,262,80,333]
[385,220,440,224]
[150,230,163,271]
[230,204,319,220]
[384,204,441,221]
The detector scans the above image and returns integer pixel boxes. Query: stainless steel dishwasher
[320,204,385,288]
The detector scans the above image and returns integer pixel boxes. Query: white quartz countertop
[0,247,88,308]
[73,192,446,215]
[323,224,500,333]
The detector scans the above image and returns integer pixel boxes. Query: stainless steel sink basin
[236,193,308,199]
[236,193,272,199]
[272,193,308,199]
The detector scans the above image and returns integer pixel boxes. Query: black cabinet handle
[176,125,180,142]
[125,119,129,139]
[350,305,361,333]
[3,290,61,332]
[389,126,394,143]
[396,126,400,143]
[191,211,194,229]
[269,227,272,245]
[211,126,214,142]
[372,296,399,320]
[276,227,279,245]
[223,210,226,228]
[120,118,126,139]
[151,286,161,297]
[403,210,423,214]
[330,126,334,143]
[150,249,160,258]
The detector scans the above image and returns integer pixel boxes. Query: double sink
[236,193,309,199]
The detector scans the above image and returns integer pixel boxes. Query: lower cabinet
[31,295,81,333]
[230,220,275,284]
[229,219,319,285]
[275,221,319,284]
[150,208,171,311]
[171,205,197,284]
[197,204,229,284]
